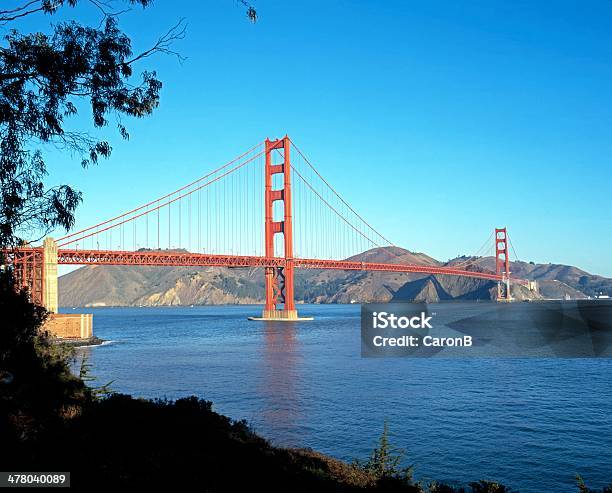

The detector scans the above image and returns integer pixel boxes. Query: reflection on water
[260,322,302,445]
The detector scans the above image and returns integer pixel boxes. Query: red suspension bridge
[6,136,530,320]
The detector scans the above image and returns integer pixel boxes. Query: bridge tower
[42,237,59,313]
[251,135,311,321]
[495,227,511,302]
[8,237,57,312]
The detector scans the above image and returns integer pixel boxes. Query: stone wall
[45,313,93,339]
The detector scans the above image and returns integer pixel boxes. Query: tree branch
[0,0,41,16]
[125,18,187,66]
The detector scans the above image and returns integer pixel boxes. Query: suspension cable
[57,141,263,242]
[59,149,265,247]
[290,140,395,247]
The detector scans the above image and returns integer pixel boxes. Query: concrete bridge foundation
[40,238,93,340]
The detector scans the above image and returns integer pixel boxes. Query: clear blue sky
[32,0,612,276]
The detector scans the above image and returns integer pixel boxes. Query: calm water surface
[68,304,612,492]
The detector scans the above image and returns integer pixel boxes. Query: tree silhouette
[360,420,415,486]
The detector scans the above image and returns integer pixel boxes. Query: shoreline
[54,335,106,347]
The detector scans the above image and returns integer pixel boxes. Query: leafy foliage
[353,420,421,491]
[0,0,184,246]
[0,269,90,440]
[577,475,612,493]
[361,421,415,483]
[1,393,413,491]
[78,352,114,396]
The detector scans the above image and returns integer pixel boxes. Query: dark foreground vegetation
[0,271,610,492]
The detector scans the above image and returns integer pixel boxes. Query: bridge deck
[48,248,505,283]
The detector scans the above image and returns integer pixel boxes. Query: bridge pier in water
[249,136,312,321]
[495,228,512,302]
